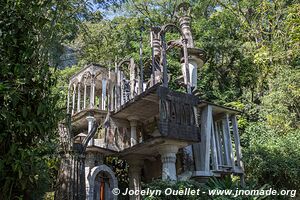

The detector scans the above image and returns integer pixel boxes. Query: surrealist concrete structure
[55,2,244,200]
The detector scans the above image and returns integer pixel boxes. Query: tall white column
[192,105,212,173]
[90,76,95,108]
[83,82,87,109]
[128,117,138,146]
[158,145,178,181]
[120,72,124,105]
[130,58,135,99]
[72,84,76,115]
[102,79,107,110]
[77,83,81,112]
[111,86,114,111]
[127,159,143,200]
[86,116,96,146]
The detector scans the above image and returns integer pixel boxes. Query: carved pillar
[182,38,191,94]
[72,84,76,115]
[67,86,71,113]
[102,79,107,110]
[77,82,81,112]
[116,68,121,108]
[179,16,194,48]
[111,86,115,111]
[177,2,194,48]
[86,116,96,146]
[177,3,205,91]
[158,145,179,181]
[78,154,86,200]
[120,72,124,105]
[114,86,118,110]
[128,117,138,146]
[150,27,161,86]
[160,32,168,87]
[90,75,95,108]
[83,81,87,109]
[130,58,135,99]
[127,159,143,200]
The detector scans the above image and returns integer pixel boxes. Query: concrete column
[222,114,234,167]
[179,18,194,47]
[77,83,81,112]
[181,53,204,91]
[67,86,70,113]
[72,84,76,115]
[177,3,194,48]
[86,116,96,146]
[193,105,212,172]
[110,86,114,111]
[90,76,95,108]
[130,58,135,99]
[231,115,242,167]
[128,117,138,146]
[158,145,179,181]
[128,159,143,200]
[85,166,92,200]
[186,59,198,89]
[116,69,121,108]
[120,72,124,105]
[102,79,107,110]
[182,38,191,94]
[83,82,87,109]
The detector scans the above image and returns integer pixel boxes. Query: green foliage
[105,156,129,191]
[260,67,300,133]
[142,178,272,200]
[205,177,270,200]
[242,123,300,190]
[0,0,97,198]
[53,65,82,109]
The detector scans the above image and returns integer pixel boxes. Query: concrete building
[55,3,244,200]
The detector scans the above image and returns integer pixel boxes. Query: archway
[88,164,118,200]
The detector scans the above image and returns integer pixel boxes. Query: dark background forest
[0,0,299,199]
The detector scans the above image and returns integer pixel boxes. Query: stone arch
[69,77,80,87]
[87,164,118,200]
[80,71,92,83]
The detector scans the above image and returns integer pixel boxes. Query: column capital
[127,158,144,167]
[157,144,179,155]
[161,155,176,164]
[128,116,139,122]
[128,159,144,174]
[86,115,95,122]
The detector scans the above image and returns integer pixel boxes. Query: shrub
[242,123,300,191]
